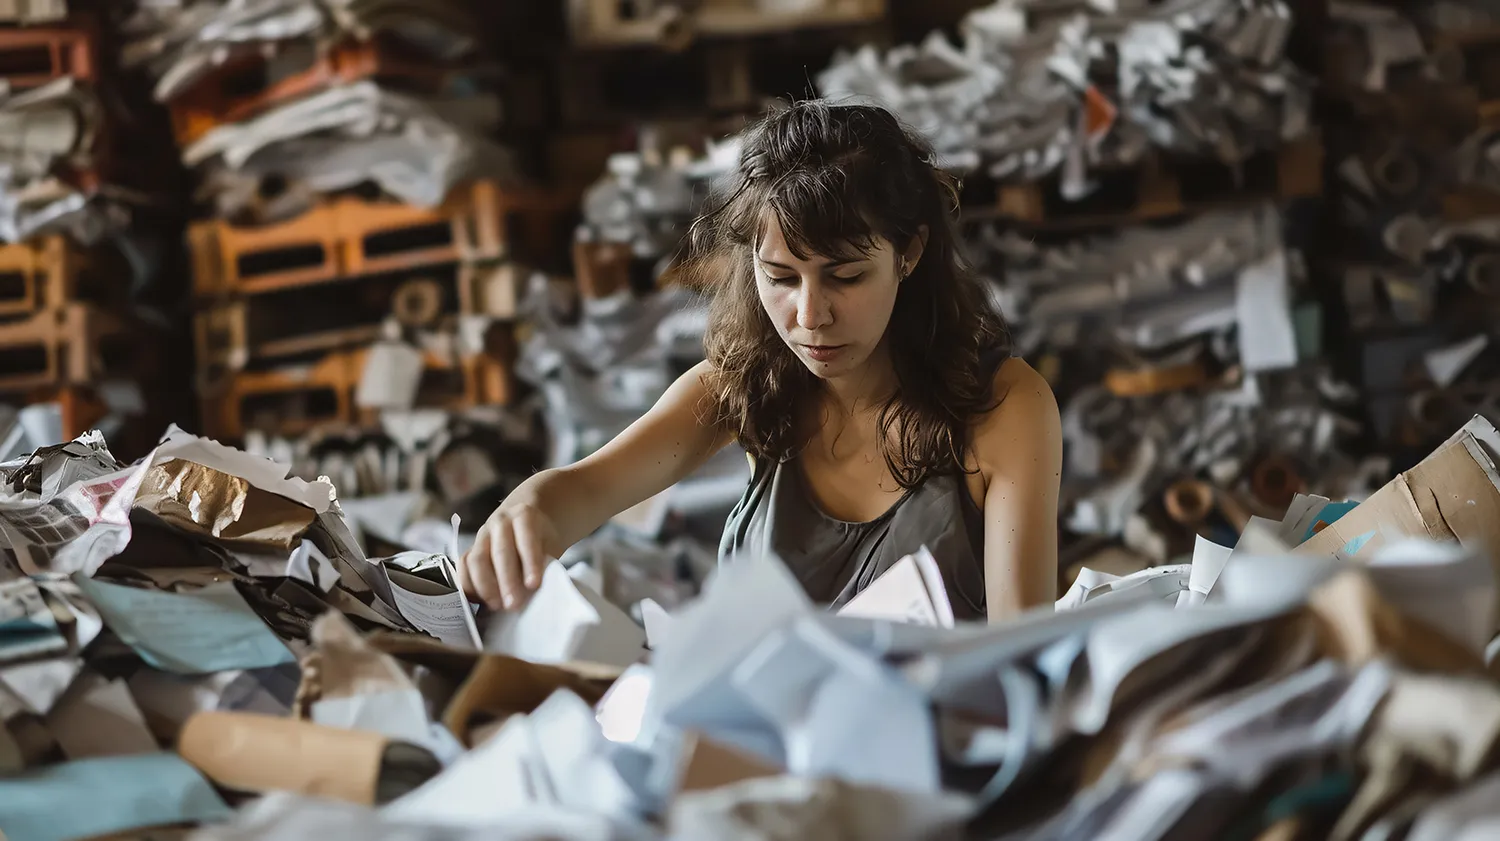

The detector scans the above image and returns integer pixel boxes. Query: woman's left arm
[973,359,1063,622]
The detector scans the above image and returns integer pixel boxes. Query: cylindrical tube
[1466,252,1500,297]
[1163,479,1216,526]
[391,277,444,327]
[1372,147,1421,197]
[177,710,438,805]
[1383,214,1430,264]
[1251,456,1304,511]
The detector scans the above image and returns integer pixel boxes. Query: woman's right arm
[457,360,733,609]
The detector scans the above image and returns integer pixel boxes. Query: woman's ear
[903,226,929,275]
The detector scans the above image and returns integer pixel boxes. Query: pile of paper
[815,0,1313,181]
[577,135,741,266]
[1318,1,1500,457]
[1,413,1499,840]
[119,0,514,223]
[969,204,1377,584]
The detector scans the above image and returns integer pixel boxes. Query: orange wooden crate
[189,181,507,297]
[0,302,127,393]
[201,342,517,441]
[0,236,89,319]
[0,22,95,87]
[168,38,449,146]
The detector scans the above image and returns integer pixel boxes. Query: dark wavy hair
[666,99,1011,489]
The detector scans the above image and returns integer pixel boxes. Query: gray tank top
[717,352,1008,620]
[717,458,989,619]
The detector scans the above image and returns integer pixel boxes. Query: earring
[899,258,910,280]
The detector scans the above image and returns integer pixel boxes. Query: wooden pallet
[566,0,886,49]
[0,20,94,87]
[0,302,130,393]
[0,235,104,321]
[189,181,508,297]
[193,265,469,377]
[167,38,454,146]
[193,258,535,384]
[968,133,1324,229]
[199,341,518,441]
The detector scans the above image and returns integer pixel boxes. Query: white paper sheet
[1176,535,1234,607]
[0,655,82,715]
[286,539,340,592]
[1235,251,1298,371]
[356,342,425,410]
[836,548,955,628]
[482,562,645,669]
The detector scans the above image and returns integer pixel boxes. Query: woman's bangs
[760,172,878,262]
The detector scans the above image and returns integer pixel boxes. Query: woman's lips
[801,344,844,362]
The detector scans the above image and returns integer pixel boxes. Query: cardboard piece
[1297,418,1500,592]
[675,731,780,795]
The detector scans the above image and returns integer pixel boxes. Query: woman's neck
[821,341,898,418]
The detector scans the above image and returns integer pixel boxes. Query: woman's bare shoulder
[971,357,1061,467]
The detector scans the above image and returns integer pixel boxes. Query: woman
[458,100,1063,623]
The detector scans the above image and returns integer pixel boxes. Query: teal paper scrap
[0,752,230,841]
[73,577,294,675]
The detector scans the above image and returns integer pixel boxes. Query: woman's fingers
[463,522,503,610]
[493,516,526,610]
[511,509,548,590]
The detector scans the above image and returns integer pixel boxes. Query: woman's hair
[667,99,1011,488]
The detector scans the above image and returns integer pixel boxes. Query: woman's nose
[795,281,832,330]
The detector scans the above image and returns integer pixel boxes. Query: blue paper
[1302,501,1359,543]
[0,752,230,841]
[73,577,293,674]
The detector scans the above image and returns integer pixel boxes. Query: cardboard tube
[1163,480,1215,526]
[1251,456,1304,511]
[391,277,444,327]
[178,711,402,805]
[1466,253,1500,297]
[1372,148,1420,197]
[1103,361,1209,398]
[1382,214,1429,264]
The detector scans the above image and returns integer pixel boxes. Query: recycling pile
[1319,0,1500,464]
[119,0,513,224]
[0,412,1494,840]
[815,0,1313,180]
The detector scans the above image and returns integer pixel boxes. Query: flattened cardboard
[362,631,620,747]
[1298,418,1500,585]
[675,731,780,795]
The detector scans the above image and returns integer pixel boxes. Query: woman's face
[755,216,911,381]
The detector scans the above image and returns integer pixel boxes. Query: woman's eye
[833,273,866,285]
[768,275,798,285]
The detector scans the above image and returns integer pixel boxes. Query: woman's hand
[457,499,561,611]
